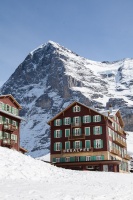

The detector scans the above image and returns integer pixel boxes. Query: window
[56,130,60,138]
[83,115,91,123]
[5,118,9,125]
[74,128,80,136]
[12,121,16,126]
[3,132,9,139]
[86,156,91,161]
[56,158,60,163]
[85,127,90,136]
[96,156,102,160]
[73,105,81,112]
[55,119,61,126]
[54,142,61,151]
[73,116,80,126]
[75,156,80,162]
[64,117,71,125]
[93,115,101,122]
[75,141,80,149]
[65,157,70,162]
[6,105,10,112]
[65,129,70,137]
[94,139,103,149]
[93,126,102,135]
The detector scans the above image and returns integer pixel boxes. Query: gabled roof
[0,94,22,109]
[47,101,112,125]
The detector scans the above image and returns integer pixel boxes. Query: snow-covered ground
[0,132,133,200]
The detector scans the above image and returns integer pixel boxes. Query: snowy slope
[1,41,133,157]
[1,147,133,200]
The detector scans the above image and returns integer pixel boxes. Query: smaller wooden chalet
[48,101,130,172]
[0,94,27,153]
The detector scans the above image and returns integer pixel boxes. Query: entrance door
[103,165,108,172]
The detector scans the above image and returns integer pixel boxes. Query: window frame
[73,105,80,112]
[64,117,71,125]
[56,142,61,151]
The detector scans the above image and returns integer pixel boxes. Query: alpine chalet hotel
[48,101,130,172]
[0,94,27,153]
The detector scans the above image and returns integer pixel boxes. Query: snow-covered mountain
[0,146,133,200]
[1,40,133,157]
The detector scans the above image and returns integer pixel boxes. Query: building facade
[0,94,27,153]
[48,101,130,172]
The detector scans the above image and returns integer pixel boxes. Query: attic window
[73,105,81,112]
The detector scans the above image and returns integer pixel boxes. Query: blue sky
[0,0,133,86]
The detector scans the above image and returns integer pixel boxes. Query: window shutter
[99,115,101,122]
[69,118,71,124]
[83,116,85,123]
[61,157,65,162]
[93,116,95,122]
[65,141,70,149]
[101,140,103,148]
[63,118,65,125]
[0,116,2,124]
[79,117,81,123]
[60,119,62,126]
[60,130,62,137]
[85,127,90,136]
[60,142,62,150]
[93,156,96,161]
[54,143,56,151]
[93,127,96,135]
[65,129,70,137]
[94,140,96,148]
[80,156,85,161]
[79,128,81,135]
[88,115,91,122]
[54,120,56,126]
[101,155,104,160]
[100,127,102,134]
[80,141,82,148]
[53,158,56,162]
[85,140,90,148]
[70,157,75,162]
[72,107,75,112]
[73,128,75,136]
[78,106,81,112]
[0,131,3,139]
[54,130,56,138]
[73,141,75,149]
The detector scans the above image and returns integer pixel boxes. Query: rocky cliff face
[1,41,133,157]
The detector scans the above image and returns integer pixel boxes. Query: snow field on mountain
[0,145,133,200]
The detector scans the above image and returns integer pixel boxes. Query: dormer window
[6,105,10,112]
[73,105,81,112]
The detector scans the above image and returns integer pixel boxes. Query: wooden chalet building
[0,94,27,153]
[48,101,130,172]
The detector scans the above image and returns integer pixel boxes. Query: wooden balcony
[2,138,15,147]
[71,122,82,127]
[113,138,127,147]
[68,134,85,140]
[116,128,123,135]
[111,148,121,156]
[3,124,16,132]
[123,154,131,160]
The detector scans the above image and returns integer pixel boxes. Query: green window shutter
[2,116,5,124]
[60,142,62,150]
[2,103,4,110]
[94,140,96,148]
[53,158,56,162]
[73,128,75,136]
[79,128,81,135]
[85,140,90,148]
[65,129,70,137]
[63,118,65,125]
[89,116,91,122]
[99,115,101,122]
[70,157,75,162]
[60,130,62,137]
[100,127,102,134]
[72,107,75,112]
[83,116,85,123]
[54,120,56,126]
[93,116,95,122]
[101,140,103,148]
[0,131,3,139]
[54,130,56,138]
[80,141,82,148]
[61,157,65,162]
[60,119,62,126]
[80,156,85,161]
[93,156,96,161]
[65,141,70,149]
[69,118,71,124]
[0,116,2,124]
[73,141,75,149]
[101,155,104,160]
[85,127,90,136]
[54,143,56,151]
[93,127,96,135]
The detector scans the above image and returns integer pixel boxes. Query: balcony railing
[2,139,15,147]
[123,154,131,160]
[116,128,123,135]
[3,124,16,132]
[113,138,127,147]
[111,148,121,156]
[68,134,85,140]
